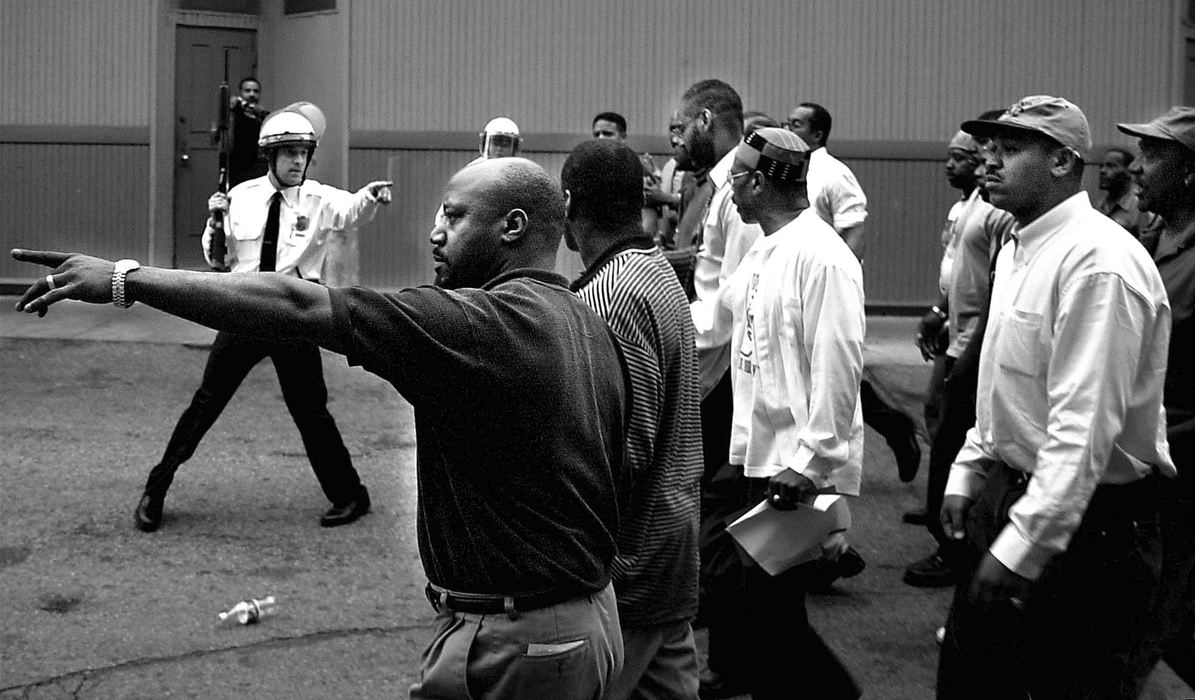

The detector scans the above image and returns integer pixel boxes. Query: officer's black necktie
[259,191,282,272]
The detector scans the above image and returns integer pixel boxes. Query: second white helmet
[479,117,521,158]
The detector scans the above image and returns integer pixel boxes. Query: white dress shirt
[705,208,866,494]
[690,150,763,396]
[945,192,1174,579]
[202,175,382,280]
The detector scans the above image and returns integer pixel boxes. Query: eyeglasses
[728,170,755,185]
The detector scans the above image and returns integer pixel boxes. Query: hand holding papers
[726,494,852,576]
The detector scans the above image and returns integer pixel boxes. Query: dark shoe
[320,487,370,527]
[892,432,922,482]
[902,508,928,525]
[698,669,750,699]
[134,492,164,532]
[807,546,866,592]
[902,551,955,588]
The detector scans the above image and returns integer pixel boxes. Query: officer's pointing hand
[366,181,393,205]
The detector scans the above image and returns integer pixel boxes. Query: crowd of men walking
[10,74,1195,700]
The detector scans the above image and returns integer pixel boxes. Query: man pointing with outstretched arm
[13,156,629,700]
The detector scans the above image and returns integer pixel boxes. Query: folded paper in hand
[725,494,851,576]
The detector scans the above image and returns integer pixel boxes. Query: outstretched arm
[11,249,346,355]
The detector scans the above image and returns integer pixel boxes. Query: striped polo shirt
[575,242,703,627]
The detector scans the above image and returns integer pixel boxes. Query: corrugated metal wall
[0,0,1182,304]
[0,0,153,126]
[349,0,1176,143]
[345,0,1179,302]
[0,0,154,282]
[2,144,150,261]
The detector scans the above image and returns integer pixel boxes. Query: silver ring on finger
[46,274,57,290]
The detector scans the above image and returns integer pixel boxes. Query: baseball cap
[961,95,1092,159]
[735,127,810,183]
[1117,106,1195,154]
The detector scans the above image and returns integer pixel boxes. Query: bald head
[459,158,565,248]
[432,158,564,289]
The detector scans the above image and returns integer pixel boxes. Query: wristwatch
[930,305,948,321]
[112,259,141,308]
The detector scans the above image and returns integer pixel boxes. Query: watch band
[112,259,140,308]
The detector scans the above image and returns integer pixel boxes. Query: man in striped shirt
[564,139,704,700]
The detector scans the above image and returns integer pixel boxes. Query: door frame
[172,25,258,270]
[151,6,261,269]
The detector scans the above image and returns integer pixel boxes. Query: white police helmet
[479,117,521,158]
[258,111,318,150]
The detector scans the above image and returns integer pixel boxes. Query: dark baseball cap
[962,95,1092,159]
[1117,106,1195,154]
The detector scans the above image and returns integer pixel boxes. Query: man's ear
[1050,147,1081,178]
[563,189,574,220]
[500,208,529,244]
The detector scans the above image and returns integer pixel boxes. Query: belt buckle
[425,584,450,613]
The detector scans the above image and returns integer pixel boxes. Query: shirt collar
[1010,191,1091,258]
[712,149,737,188]
[482,267,571,291]
[570,229,656,291]
[274,184,302,206]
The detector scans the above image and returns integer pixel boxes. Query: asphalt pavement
[0,296,1190,699]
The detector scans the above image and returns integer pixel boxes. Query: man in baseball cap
[1118,105,1195,693]
[937,96,1175,699]
[961,94,1092,158]
[1119,105,1195,153]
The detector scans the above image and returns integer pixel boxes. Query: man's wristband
[112,259,141,308]
[930,305,947,321]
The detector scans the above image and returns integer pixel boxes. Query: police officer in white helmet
[131,102,392,534]
[469,116,521,166]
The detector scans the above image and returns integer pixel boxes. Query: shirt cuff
[944,465,986,499]
[989,523,1053,580]
[791,447,830,488]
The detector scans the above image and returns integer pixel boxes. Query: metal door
[174,26,257,270]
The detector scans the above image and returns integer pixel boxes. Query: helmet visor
[481,133,519,158]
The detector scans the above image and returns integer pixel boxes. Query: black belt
[424,582,591,616]
[991,462,1159,530]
